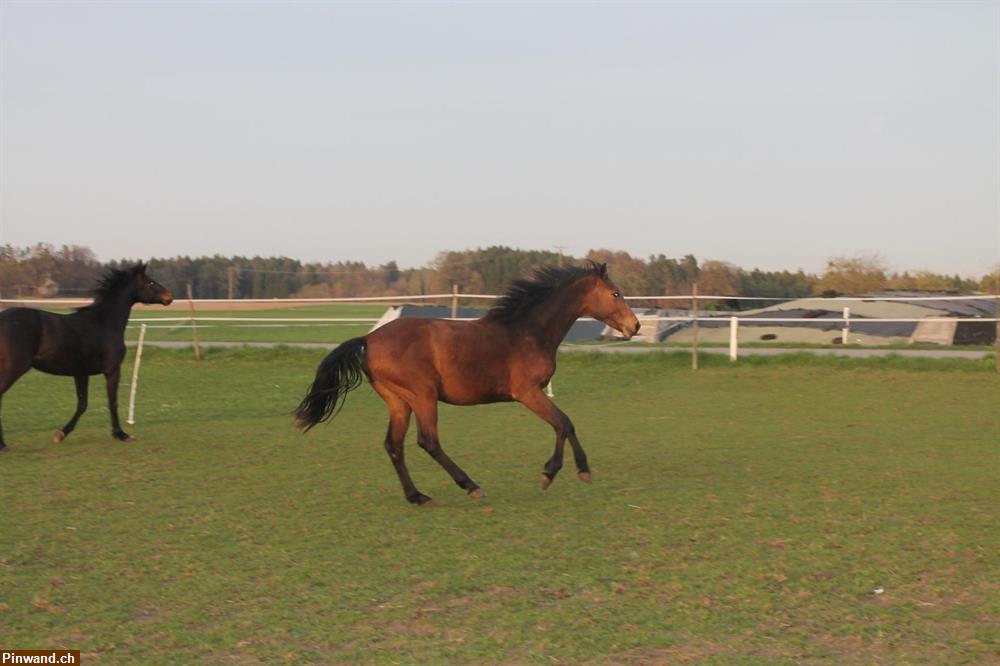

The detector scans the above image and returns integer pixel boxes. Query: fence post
[995,293,999,375]
[451,284,459,319]
[127,323,147,426]
[691,283,699,370]
[187,283,201,361]
[842,306,851,345]
[729,316,739,361]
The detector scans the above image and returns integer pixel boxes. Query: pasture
[1,348,996,664]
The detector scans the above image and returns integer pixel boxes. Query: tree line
[0,243,995,307]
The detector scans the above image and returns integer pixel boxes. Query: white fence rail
[0,293,994,306]
[2,293,997,367]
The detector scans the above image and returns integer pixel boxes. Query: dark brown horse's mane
[80,263,144,309]
[485,262,602,323]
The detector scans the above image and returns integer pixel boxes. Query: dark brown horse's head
[132,262,173,306]
[581,263,640,339]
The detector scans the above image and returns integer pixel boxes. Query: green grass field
[1,349,997,664]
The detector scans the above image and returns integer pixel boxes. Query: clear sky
[1,1,997,276]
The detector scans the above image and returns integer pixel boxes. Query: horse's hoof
[577,471,592,483]
[113,432,136,442]
[540,474,552,490]
[0,442,7,451]
[468,488,486,499]
[409,493,433,506]
[52,430,66,444]
[417,498,434,507]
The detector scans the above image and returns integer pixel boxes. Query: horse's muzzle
[160,291,174,306]
[619,320,641,340]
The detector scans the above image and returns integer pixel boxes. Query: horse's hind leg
[0,359,32,451]
[0,395,6,451]
[373,383,431,506]
[53,375,89,443]
[411,397,484,499]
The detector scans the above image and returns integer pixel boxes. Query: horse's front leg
[517,388,591,489]
[104,366,133,441]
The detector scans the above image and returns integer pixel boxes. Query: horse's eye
[612,291,620,298]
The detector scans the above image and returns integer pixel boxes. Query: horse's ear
[598,263,608,278]
[135,261,147,273]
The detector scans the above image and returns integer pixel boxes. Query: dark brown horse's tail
[295,337,368,431]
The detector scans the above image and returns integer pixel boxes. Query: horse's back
[0,307,44,353]
[0,308,106,376]
[365,317,518,404]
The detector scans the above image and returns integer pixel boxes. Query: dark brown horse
[0,262,173,450]
[295,262,640,505]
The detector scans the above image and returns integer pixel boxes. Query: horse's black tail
[295,337,368,432]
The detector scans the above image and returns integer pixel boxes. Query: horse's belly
[440,390,512,406]
[32,344,105,376]
[438,373,512,405]
[31,357,99,376]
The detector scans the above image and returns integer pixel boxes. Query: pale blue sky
[1,1,997,275]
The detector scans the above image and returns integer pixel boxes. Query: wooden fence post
[691,283,699,370]
[127,323,147,426]
[451,284,459,319]
[187,283,201,361]
[729,316,739,361]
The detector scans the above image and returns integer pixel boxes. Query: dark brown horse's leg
[567,429,591,483]
[53,375,89,443]
[104,366,132,442]
[374,385,431,505]
[411,399,484,499]
[0,361,32,450]
[518,389,590,488]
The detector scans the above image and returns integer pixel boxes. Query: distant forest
[0,243,994,307]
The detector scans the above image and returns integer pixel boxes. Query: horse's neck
[521,280,589,349]
[87,292,135,335]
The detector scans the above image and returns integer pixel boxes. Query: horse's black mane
[485,263,602,323]
[79,264,143,310]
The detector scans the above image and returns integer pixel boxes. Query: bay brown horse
[295,262,640,505]
[0,262,173,450]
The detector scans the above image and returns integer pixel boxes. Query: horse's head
[132,262,174,306]
[581,263,640,340]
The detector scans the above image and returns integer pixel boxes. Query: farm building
[658,293,997,346]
